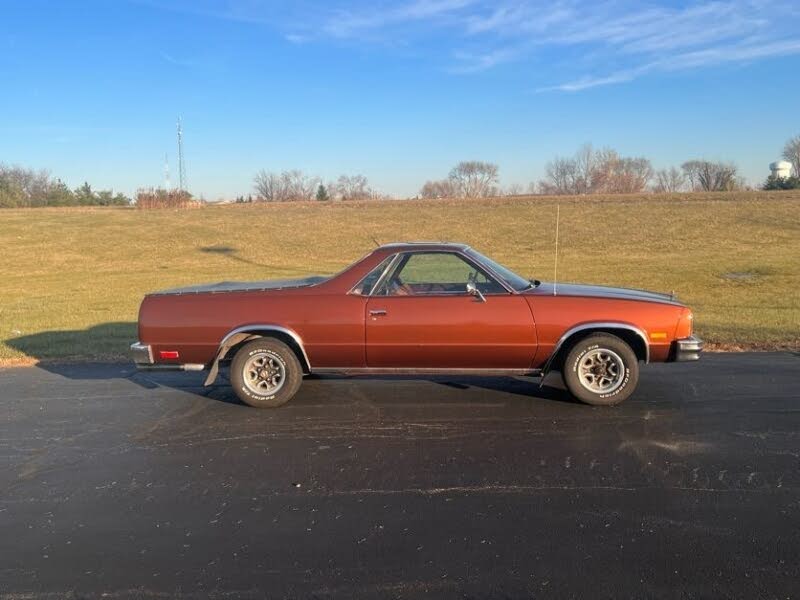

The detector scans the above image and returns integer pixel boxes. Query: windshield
[465,248,532,292]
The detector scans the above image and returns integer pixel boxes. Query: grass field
[1,191,798,363]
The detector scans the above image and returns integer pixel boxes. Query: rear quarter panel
[138,288,367,367]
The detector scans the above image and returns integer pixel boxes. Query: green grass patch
[1,191,798,362]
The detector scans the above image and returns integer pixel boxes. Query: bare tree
[448,161,499,198]
[504,183,524,196]
[540,156,578,195]
[0,175,24,207]
[573,143,597,194]
[282,170,319,201]
[539,146,651,195]
[0,165,55,206]
[583,147,611,193]
[681,160,739,191]
[420,179,455,199]
[681,160,701,191]
[254,169,320,201]
[583,149,651,194]
[253,170,282,201]
[783,135,800,177]
[419,161,499,199]
[608,157,653,194]
[653,167,687,193]
[333,174,373,201]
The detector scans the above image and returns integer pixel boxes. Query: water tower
[769,160,793,179]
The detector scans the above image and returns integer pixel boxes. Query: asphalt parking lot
[1,353,798,599]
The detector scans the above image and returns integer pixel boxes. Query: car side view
[131,242,702,407]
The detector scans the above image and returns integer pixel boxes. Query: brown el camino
[131,242,702,407]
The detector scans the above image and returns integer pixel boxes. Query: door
[365,252,537,368]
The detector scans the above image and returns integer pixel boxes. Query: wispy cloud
[462,0,800,90]
[127,0,289,27]
[539,70,643,93]
[544,37,800,92]
[284,33,310,45]
[159,51,198,68]
[322,0,475,38]
[158,49,224,71]
[450,47,520,73]
[133,0,800,90]
[464,2,574,36]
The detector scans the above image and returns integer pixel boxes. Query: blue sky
[1,0,799,199]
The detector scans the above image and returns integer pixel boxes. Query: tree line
[4,134,798,208]
[251,170,384,202]
[0,165,130,208]
[532,145,748,195]
[252,133,798,202]
[415,152,743,199]
[416,134,798,199]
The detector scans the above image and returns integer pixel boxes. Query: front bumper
[130,341,154,366]
[672,335,703,362]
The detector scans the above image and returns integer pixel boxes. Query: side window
[378,252,506,296]
[351,256,395,295]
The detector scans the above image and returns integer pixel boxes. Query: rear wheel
[562,334,639,406]
[230,338,302,408]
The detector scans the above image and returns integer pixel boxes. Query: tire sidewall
[564,336,639,406]
[230,339,302,408]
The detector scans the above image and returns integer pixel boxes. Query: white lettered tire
[562,333,639,406]
[230,338,303,408]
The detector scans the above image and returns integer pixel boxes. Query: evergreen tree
[763,175,800,190]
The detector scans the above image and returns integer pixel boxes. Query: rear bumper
[671,335,703,362]
[130,342,154,366]
[130,341,206,372]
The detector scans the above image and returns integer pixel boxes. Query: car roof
[376,242,471,252]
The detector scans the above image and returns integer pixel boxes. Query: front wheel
[562,334,639,406]
[230,338,303,408]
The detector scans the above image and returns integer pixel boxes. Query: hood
[150,275,329,296]
[530,282,682,305]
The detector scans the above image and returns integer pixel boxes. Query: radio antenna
[553,204,560,296]
[370,235,381,248]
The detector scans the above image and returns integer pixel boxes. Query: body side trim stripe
[312,367,541,376]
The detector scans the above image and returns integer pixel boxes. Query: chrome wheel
[243,352,286,396]
[577,348,625,394]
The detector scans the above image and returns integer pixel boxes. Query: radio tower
[177,117,186,192]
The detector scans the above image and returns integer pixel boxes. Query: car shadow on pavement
[18,363,577,408]
[6,322,160,391]
[310,372,577,404]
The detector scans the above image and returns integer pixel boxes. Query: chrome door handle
[369,309,387,317]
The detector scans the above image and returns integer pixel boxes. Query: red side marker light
[159,350,180,360]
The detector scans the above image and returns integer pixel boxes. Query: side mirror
[466,281,486,303]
